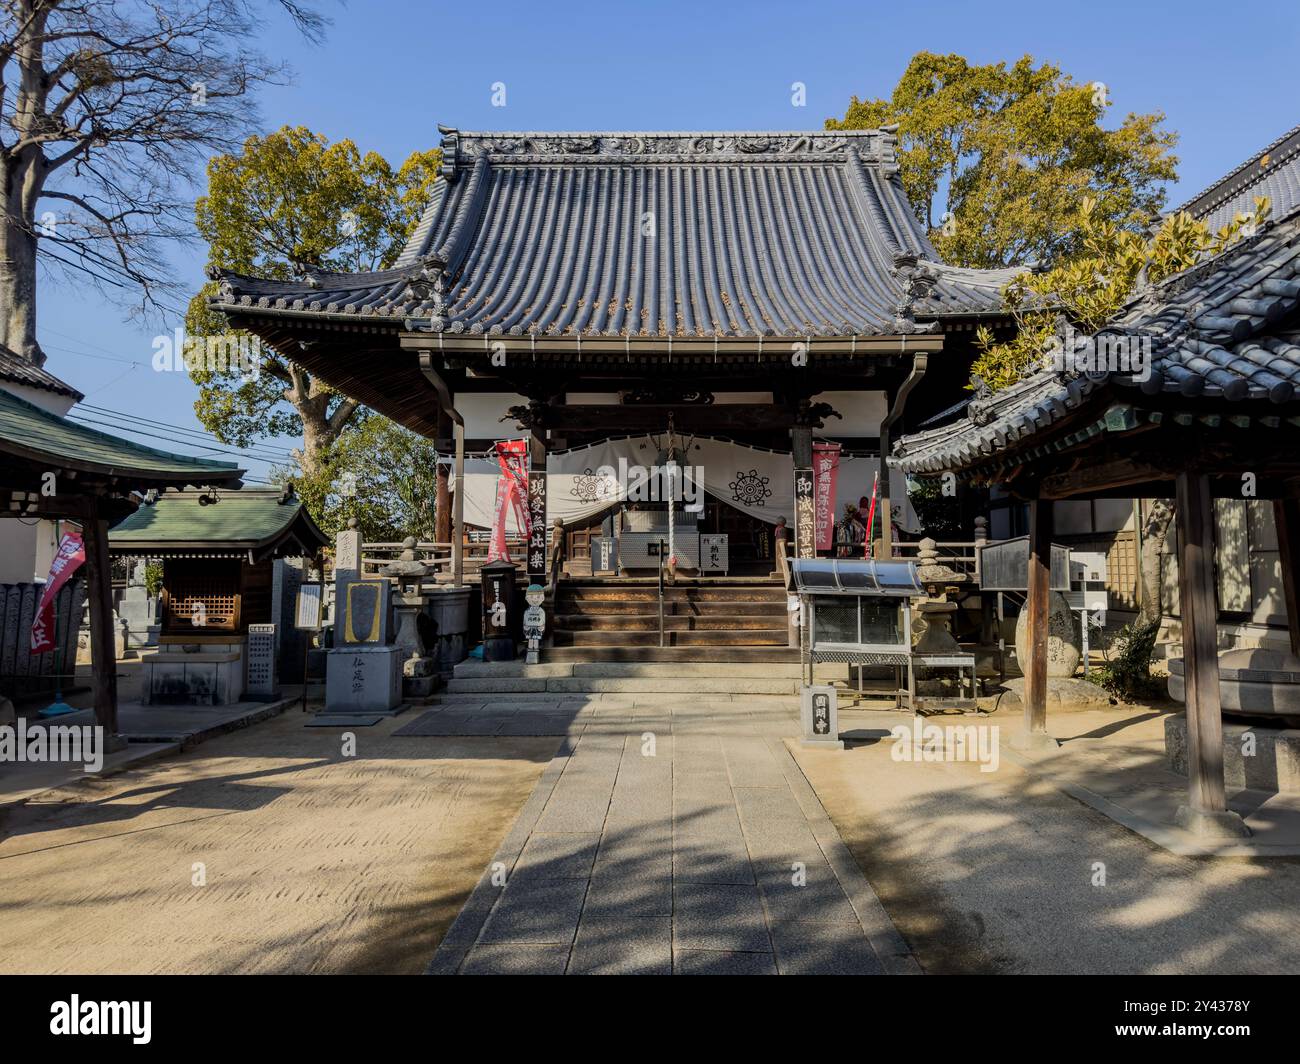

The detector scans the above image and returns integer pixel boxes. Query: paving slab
[426,699,915,975]
[570,917,673,974]
[674,949,779,975]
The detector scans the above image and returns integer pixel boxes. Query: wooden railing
[887,539,984,582]
[359,537,530,583]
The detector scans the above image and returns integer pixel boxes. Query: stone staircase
[438,660,846,701]
[547,577,793,663]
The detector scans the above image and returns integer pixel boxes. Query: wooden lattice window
[162,559,241,635]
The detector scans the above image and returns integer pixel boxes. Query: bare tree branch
[0,0,328,362]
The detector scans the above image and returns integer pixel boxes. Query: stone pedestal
[392,591,440,701]
[325,645,402,713]
[1174,805,1252,839]
[140,643,245,705]
[1165,714,1300,794]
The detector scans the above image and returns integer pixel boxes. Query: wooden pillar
[789,425,812,468]
[877,423,891,560]
[879,354,929,559]
[1273,498,1300,657]
[82,508,119,736]
[1013,496,1057,751]
[452,420,465,588]
[790,426,813,559]
[435,410,452,546]
[1175,471,1250,836]
[528,430,547,585]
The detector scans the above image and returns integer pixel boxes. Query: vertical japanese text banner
[812,442,841,552]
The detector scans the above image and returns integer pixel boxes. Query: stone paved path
[410,696,918,975]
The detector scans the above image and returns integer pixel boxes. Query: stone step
[551,600,786,616]
[444,676,800,695]
[453,660,843,680]
[553,628,789,647]
[432,691,800,706]
[544,646,802,664]
[558,588,785,603]
[554,614,786,631]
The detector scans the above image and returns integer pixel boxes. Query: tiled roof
[1176,125,1300,233]
[892,203,1300,475]
[212,128,1019,340]
[0,345,83,401]
[0,387,243,484]
[110,488,326,558]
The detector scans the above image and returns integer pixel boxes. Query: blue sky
[40,0,1300,482]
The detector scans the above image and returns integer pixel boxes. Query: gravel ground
[0,711,555,974]
[792,704,1300,975]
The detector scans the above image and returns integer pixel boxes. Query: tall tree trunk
[0,158,44,364]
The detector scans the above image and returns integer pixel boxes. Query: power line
[42,325,155,361]
[41,341,145,367]
[79,403,299,461]
[66,413,292,466]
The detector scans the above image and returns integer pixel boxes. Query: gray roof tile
[0,345,83,401]
[212,128,1019,339]
[1176,124,1300,232]
[893,205,1300,475]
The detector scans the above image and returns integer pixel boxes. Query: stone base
[1001,676,1113,711]
[799,737,845,751]
[1165,715,1300,793]
[1010,729,1060,754]
[140,646,244,706]
[403,674,440,700]
[325,645,402,713]
[1175,804,1253,838]
[1168,647,1300,721]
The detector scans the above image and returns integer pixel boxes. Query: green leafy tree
[286,413,441,541]
[187,126,439,475]
[827,53,1178,269]
[970,194,1271,390]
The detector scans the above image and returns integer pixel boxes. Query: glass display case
[784,557,923,704]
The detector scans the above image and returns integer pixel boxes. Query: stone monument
[245,622,278,700]
[324,522,402,713]
[1013,590,1081,678]
[117,559,160,650]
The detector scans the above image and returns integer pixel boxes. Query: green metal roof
[110,489,328,559]
[0,387,242,483]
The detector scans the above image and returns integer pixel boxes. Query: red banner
[488,439,531,564]
[812,442,841,552]
[31,531,86,653]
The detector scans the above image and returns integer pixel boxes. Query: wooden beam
[1013,496,1057,751]
[82,510,119,736]
[1275,498,1300,657]
[1174,470,1250,837]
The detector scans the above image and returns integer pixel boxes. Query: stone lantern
[912,538,963,655]
[381,537,438,700]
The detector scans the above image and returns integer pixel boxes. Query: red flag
[31,531,86,653]
[864,472,879,559]
[811,442,841,552]
[488,440,531,563]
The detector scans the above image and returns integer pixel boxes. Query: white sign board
[295,583,324,630]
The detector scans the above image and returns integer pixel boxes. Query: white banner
[451,437,917,533]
